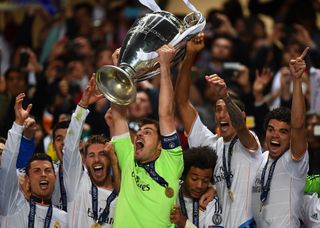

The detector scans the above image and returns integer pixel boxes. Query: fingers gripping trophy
[95,0,206,105]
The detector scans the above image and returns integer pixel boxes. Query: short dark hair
[52,121,70,140]
[264,107,291,131]
[84,135,108,157]
[138,118,160,136]
[26,153,55,175]
[0,137,6,144]
[182,146,218,180]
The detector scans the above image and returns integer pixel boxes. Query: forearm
[110,104,129,136]
[17,137,35,169]
[223,95,246,130]
[175,54,195,107]
[175,54,198,134]
[224,95,258,150]
[158,63,175,135]
[159,64,174,119]
[290,79,307,159]
[111,163,121,194]
[291,79,305,129]
[63,105,89,198]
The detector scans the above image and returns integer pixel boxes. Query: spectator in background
[0,67,29,138]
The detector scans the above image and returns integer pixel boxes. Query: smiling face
[84,143,110,187]
[183,167,212,199]
[134,123,161,163]
[26,160,56,200]
[265,119,291,159]
[215,99,237,141]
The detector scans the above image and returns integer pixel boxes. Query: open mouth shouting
[92,164,104,177]
[135,138,145,151]
[39,180,49,190]
[269,140,281,151]
[219,121,230,132]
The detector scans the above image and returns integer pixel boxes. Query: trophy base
[96,65,136,105]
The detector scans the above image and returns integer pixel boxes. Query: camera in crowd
[19,49,29,68]
[221,62,241,80]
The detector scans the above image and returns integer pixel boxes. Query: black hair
[0,137,6,144]
[138,118,160,136]
[52,121,70,141]
[264,107,291,132]
[182,146,218,180]
[84,134,108,157]
[26,153,55,175]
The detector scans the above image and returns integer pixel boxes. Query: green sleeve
[112,135,134,170]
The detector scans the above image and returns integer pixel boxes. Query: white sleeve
[0,122,25,215]
[184,219,197,228]
[63,105,89,201]
[283,149,309,179]
[188,115,218,148]
[301,193,320,228]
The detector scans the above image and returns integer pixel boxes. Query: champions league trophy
[96,0,206,105]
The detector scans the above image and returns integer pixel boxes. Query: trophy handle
[96,65,136,105]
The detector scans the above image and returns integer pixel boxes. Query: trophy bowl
[96,11,204,105]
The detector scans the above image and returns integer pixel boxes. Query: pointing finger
[299,47,309,59]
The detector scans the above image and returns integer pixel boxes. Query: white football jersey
[300,193,320,228]
[0,123,67,228]
[63,105,117,227]
[251,150,309,227]
[177,195,224,227]
[188,115,262,227]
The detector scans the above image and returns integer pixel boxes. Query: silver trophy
[96,11,205,105]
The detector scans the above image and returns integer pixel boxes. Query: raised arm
[289,47,309,160]
[63,76,103,199]
[175,33,205,134]
[157,45,177,135]
[0,93,32,215]
[206,75,258,150]
[16,117,37,169]
[104,142,121,193]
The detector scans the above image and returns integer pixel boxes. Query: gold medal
[228,190,234,202]
[92,223,102,228]
[165,186,174,198]
[54,221,61,228]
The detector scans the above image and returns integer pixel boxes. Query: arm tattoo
[224,96,245,130]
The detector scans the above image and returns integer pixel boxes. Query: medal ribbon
[58,164,67,211]
[91,184,117,225]
[178,186,199,227]
[28,196,53,228]
[260,155,281,203]
[222,136,238,190]
[138,161,169,189]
